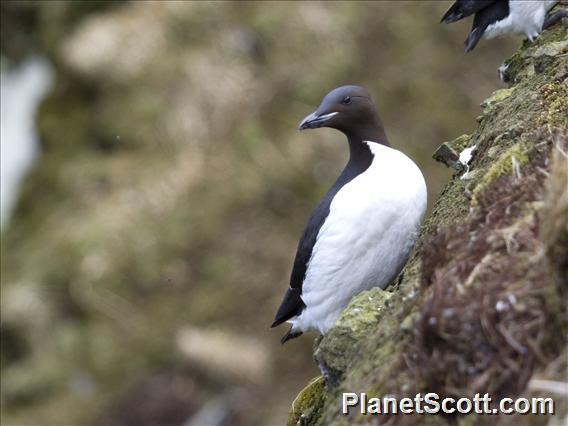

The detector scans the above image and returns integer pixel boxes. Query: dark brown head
[298,85,389,145]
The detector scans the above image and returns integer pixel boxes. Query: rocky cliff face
[290,23,567,426]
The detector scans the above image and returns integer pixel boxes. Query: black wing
[441,0,499,24]
[270,198,330,328]
[464,0,509,51]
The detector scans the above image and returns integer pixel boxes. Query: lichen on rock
[315,288,393,388]
[288,376,326,426]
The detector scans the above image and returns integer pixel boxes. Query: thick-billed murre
[271,86,427,343]
[441,0,566,52]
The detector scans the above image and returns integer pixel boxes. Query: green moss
[314,282,425,424]
[539,82,568,128]
[315,289,393,387]
[533,39,568,57]
[501,22,568,84]
[332,288,393,339]
[419,176,470,237]
[480,87,515,109]
[288,376,326,426]
[472,142,531,202]
[448,134,472,152]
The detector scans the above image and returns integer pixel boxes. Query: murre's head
[298,85,389,145]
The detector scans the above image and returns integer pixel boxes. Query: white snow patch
[459,145,476,166]
[459,145,477,180]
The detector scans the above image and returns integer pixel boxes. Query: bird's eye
[341,96,352,105]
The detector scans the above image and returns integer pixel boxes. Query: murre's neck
[345,118,390,168]
[345,116,390,150]
[346,136,373,167]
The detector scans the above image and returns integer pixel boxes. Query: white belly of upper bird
[290,141,427,334]
[484,0,557,41]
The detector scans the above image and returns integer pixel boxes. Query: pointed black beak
[298,111,338,130]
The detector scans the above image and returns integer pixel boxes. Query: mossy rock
[315,288,393,387]
[288,376,326,426]
[471,141,531,202]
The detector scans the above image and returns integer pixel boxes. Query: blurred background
[1,1,518,425]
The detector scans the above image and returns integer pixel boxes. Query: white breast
[291,142,427,334]
[484,0,557,41]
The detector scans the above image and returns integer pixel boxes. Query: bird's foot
[281,327,303,344]
[543,9,568,30]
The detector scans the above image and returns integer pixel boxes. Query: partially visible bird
[441,0,566,52]
[271,86,427,343]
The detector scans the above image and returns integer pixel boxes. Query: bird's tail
[465,28,483,52]
[441,3,465,24]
